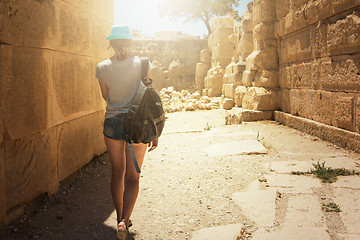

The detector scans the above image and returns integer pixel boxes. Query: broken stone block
[242,87,279,111]
[242,70,256,87]
[235,86,247,107]
[223,98,235,110]
[223,84,239,99]
[225,108,274,125]
[254,70,279,88]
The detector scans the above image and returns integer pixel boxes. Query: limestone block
[253,22,275,41]
[195,77,205,92]
[332,0,360,14]
[223,98,235,110]
[50,51,105,127]
[57,1,93,56]
[253,0,276,25]
[207,88,222,97]
[245,51,261,71]
[228,108,274,124]
[356,96,360,133]
[58,111,106,181]
[242,16,253,33]
[320,55,360,91]
[280,88,291,113]
[280,26,312,64]
[275,0,290,19]
[234,62,246,74]
[216,27,236,43]
[254,70,279,88]
[292,62,312,88]
[205,75,223,90]
[313,21,329,58]
[196,63,211,78]
[249,48,279,70]
[4,128,59,210]
[311,59,322,89]
[327,12,360,55]
[289,89,313,119]
[213,42,235,60]
[242,70,257,87]
[223,84,240,99]
[225,62,235,75]
[317,0,332,20]
[333,93,355,131]
[0,0,58,48]
[309,90,333,126]
[200,49,211,63]
[0,45,49,141]
[242,87,280,111]
[235,86,247,107]
[279,65,293,89]
[239,33,254,54]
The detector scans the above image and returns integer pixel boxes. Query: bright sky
[114,0,252,37]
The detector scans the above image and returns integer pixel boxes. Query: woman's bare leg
[122,143,147,225]
[104,136,127,225]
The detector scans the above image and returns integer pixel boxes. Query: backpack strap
[127,142,141,173]
[125,57,149,174]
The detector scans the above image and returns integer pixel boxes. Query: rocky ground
[1,109,360,240]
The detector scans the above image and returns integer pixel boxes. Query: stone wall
[0,0,112,225]
[132,39,207,91]
[276,0,360,134]
[205,1,359,149]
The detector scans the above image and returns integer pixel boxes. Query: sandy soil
[1,109,359,240]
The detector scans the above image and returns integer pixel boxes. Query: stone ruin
[194,0,360,145]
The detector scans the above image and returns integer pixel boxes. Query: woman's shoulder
[97,59,112,69]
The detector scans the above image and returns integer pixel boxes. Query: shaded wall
[0,0,112,225]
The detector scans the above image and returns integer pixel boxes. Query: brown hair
[109,39,132,61]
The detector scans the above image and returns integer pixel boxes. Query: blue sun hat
[106,25,133,40]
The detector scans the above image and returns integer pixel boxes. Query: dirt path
[1,109,360,240]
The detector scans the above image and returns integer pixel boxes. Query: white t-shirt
[96,56,151,119]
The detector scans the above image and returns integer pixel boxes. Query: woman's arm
[98,81,108,101]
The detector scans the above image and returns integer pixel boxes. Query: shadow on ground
[0,154,125,240]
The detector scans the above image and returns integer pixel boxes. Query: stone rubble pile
[159,87,220,113]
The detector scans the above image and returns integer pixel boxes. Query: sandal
[116,219,128,240]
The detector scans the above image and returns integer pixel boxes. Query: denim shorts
[103,114,127,140]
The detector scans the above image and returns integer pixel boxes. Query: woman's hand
[148,138,158,152]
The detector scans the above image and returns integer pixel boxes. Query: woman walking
[95,25,158,239]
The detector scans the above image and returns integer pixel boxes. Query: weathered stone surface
[4,128,59,209]
[210,16,234,33]
[196,63,210,78]
[289,89,312,119]
[280,88,291,113]
[333,93,355,131]
[0,0,58,48]
[222,98,235,110]
[242,70,256,87]
[254,70,279,88]
[225,108,274,124]
[309,90,333,125]
[212,42,235,60]
[50,52,104,127]
[275,0,290,19]
[0,45,49,141]
[234,86,247,107]
[222,84,238,99]
[252,0,276,24]
[243,87,280,111]
[275,111,360,153]
[200,49,211,63]
[192,224,245,240]
[327,12,360,54]
[320,55,360,91]
[280,26,312,64]
[57,111,105,181]
[150,64,166,90]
